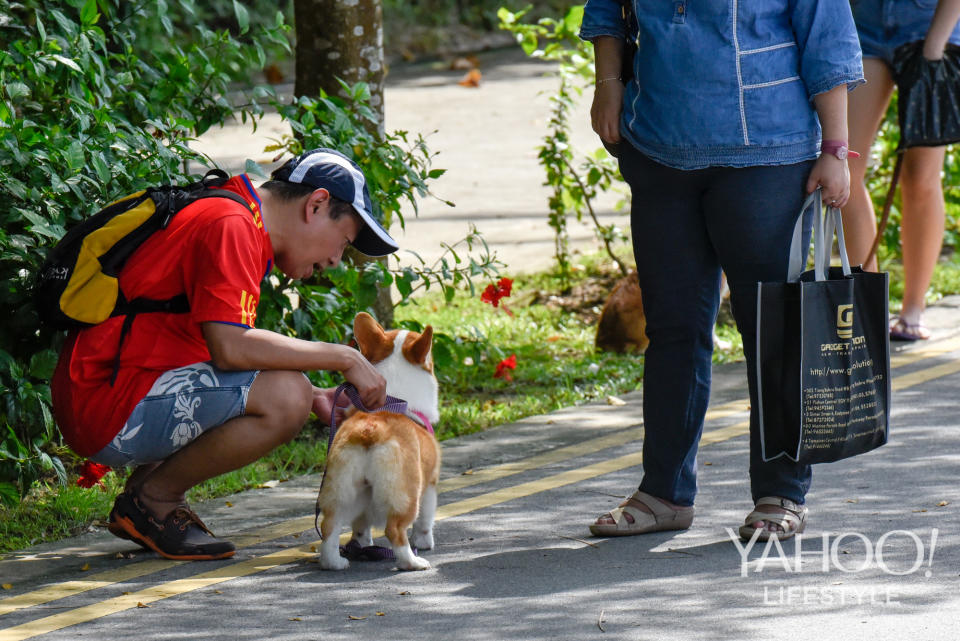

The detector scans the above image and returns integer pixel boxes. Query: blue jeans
[619,145,814,507]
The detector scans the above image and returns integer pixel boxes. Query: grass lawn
[3,247,959,556]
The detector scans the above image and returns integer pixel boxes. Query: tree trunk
[293,0,393,325]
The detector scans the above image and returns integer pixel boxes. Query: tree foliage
[0,0,499,504]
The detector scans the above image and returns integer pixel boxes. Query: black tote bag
[892,41,960,149]
[756,191,891,464]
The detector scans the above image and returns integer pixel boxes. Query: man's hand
[311,386,352,426]
[341,348,387,409]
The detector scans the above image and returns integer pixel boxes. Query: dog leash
[314,383,409,560]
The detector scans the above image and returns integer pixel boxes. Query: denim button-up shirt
[580,1,865,170]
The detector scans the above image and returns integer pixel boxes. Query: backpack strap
[108,178,254,385]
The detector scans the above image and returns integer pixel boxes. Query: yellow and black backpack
[35,169,250,330]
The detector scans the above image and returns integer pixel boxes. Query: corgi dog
[317,312,441,571]
[595,271,731,354]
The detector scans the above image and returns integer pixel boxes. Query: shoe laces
[168,505,215,536]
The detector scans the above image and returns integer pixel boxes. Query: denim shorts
[853,0,960,64]
[91,362,259,468]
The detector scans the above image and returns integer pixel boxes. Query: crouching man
[52,149,396,560]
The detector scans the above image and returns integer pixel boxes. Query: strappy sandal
[889,317,930,342]
[738,497,808,542]
[589,490,694,537]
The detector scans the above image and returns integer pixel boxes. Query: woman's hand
[806,154,851,208]
[591,80,624,144]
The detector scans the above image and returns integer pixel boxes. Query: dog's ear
[353,312,386,358]
[406,325,433,366]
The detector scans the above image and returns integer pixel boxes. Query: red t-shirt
[51,175,273,456]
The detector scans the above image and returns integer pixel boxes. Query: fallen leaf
[913,509,928,513]
[376,612,386,616]
[348,615,367,620]
[399,591,411,595]
[136,602,150,608]
[2,584,12,590]
[213,590,223,594]
[310,545,317,553]
[462,469,474,476]
[458,69,482,88]
[846,499,859,503]
[225,501,233,507]
[257,480,280,489]
[937,501,949,507]
[703,462,713,466]
[606,396,626,406]
[289,617,302,621]
[80,563,90,571]
[598,608,606,632]
[546,335,562,342]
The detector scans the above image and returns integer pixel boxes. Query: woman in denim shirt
[580,1,864,541]
[844,0,960,341]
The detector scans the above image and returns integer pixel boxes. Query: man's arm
[202,322,386,408]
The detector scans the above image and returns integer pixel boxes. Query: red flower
[481,277,514,314]
[494,354,518,381]
[76,461,111,488]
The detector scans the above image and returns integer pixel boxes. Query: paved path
[190,46,627,275]
[2,298,960,641]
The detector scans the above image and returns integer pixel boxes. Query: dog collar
[408,409,435,435]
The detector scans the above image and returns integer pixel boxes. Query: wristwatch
[821,140,861,160]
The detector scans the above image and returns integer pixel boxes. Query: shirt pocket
[739,42,800,88]
[742,77,817,146]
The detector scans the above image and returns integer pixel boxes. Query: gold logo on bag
[837,304,853,339]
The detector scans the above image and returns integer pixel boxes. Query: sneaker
[110,492,236,561]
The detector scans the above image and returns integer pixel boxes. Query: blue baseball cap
[271,148,399,257]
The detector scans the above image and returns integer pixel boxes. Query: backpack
[35,169,250,330]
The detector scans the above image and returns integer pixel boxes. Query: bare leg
[843,58,896,272]
[897,145,947,330]
[123,462,160,493]
[137,370,312,519]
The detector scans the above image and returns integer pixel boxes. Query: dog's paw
[410,529,434,551]
[319,553,350,571]
[396,555,431,571]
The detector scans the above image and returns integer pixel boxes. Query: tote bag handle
[786,188,852,282]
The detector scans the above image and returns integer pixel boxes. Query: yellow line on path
[890,334,960,368]
[892,359,960,391]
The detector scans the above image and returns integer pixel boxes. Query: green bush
[0,1,500,507]
[0,0,287,502]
